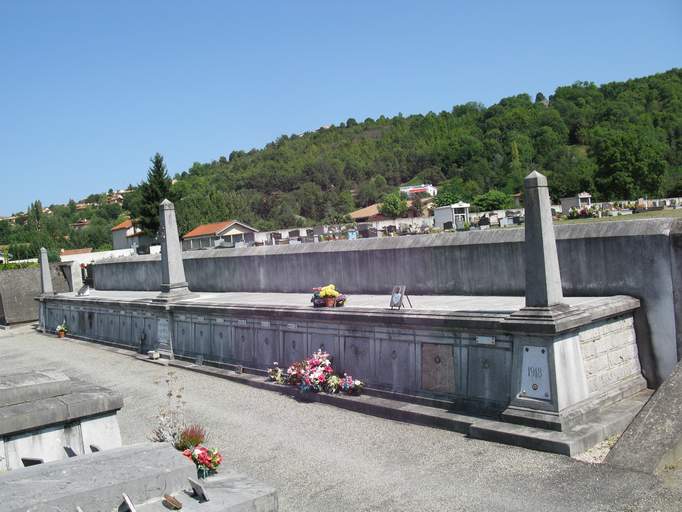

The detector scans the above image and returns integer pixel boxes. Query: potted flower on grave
[56,321,69,338]
[311,284,347,308]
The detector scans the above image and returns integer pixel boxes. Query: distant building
[0,216,18,225]
[434,202,471,229]
[111,218,148,250]
[560,192,592,214]
[60,248,93,257]
[182,220,259,251]
[349,203,384,223]
[71,219,91,231]
[349,199,427,223]
[399,184,438,198]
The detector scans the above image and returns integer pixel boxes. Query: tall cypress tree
[138,153,173,239]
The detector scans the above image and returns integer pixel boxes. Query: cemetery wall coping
[90,217,678,265]
[40,293,639,336]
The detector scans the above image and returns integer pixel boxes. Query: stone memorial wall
[0,264,69,325]
[89,218,682,385]
[41,295,645,421]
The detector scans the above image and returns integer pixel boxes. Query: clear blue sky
[1,1,680,216]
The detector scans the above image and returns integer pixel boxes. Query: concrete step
[144,354,650,457]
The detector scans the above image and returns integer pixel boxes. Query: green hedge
[0,262,39,271]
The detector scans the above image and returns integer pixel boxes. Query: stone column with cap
[37,247,54,332]
[157,199,190,301]
[39,247,54,296]
[523,170,564,308]
[502,170,592,431]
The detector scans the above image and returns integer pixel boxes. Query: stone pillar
[39,247,54,296]
[157,199,190,301]
[502,171,592,431]
[523,170,563,307]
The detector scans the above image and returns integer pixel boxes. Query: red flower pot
[324,297,335,308]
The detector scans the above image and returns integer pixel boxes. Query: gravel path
[2,326,680,512]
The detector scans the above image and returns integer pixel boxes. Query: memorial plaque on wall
[520,345,550,400]
[421,343,456,394]
[157,318,171,354]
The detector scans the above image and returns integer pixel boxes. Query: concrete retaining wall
[0,265,69,325]
[90,218,682,385]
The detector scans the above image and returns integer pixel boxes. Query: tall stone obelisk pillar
[38,247,54,332]
[504,170,588,328]
[523,170,564,307]
[39,247,54,296]
[157,199,190,301]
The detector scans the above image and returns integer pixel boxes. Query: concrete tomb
[37,185,651,450]
[0,369,123,470]
[0,442,278,512]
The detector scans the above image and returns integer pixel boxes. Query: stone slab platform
[139,352,650,457]
[49,290,638,334]
[0,373,122,437]
[0,442,277,512]
[137,470,278,511]
[0,369,71,408]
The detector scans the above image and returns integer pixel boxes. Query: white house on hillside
[111,219,148,250]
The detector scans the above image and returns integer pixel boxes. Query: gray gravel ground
[2,326,681,512]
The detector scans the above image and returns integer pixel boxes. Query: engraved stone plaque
[520,345,551,400]
[475,335,495,346]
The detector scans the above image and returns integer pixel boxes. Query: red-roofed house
[111,218,148,250]
[60,247,92,256]
[182,220,258,251]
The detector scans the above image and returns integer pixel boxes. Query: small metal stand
[389,285,412,310]
[188,476,209,502]
[119,493,137,512]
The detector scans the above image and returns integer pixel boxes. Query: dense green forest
[2,68,681,256]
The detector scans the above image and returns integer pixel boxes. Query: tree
[0,220,12,243]
[356,180,380,207]
[138,153,173,239]
[378,193,408,218]
[589,128,667,199]
[473,190,514,212]
[434,190,459,207]
[27,200,43,230]
[505,140,525,193]
[661,166,682,197]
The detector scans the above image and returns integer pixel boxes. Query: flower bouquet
[268,349,364,395]
[183,445,223,479]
